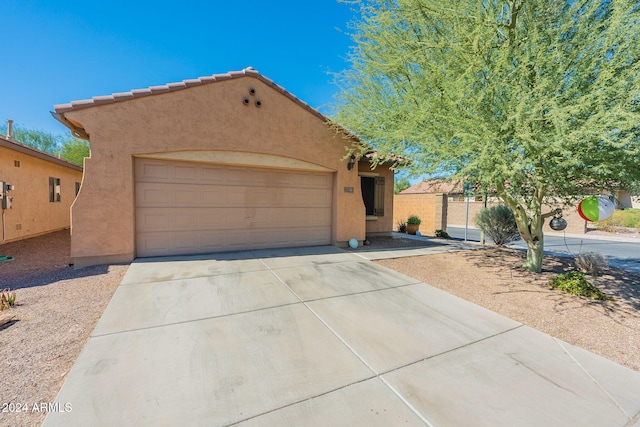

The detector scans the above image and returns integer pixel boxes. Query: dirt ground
[0,230,128,427]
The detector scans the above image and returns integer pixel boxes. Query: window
[360,176,385,217]
[49,177,61,202]
[75,182,81,196]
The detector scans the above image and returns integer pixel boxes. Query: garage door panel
[137,207,332,232]
[290,189,332,207]
[135,159,333,257]
[138,163,170,180]
[198,166,227,184]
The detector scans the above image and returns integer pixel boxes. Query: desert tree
[1,123,62,155]
[333,0,640,272]
[59,138,90,166]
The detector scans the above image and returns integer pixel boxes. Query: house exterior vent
[6,119,13,139]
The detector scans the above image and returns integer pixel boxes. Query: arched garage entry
[134,154,334,257]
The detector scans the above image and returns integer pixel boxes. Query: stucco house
[53,68,396,268]
[0,125,83,243]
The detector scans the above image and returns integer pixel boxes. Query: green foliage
[394,176,411,194]
[435,229,451,239]
[407,215,421,225]
[397,220,407,233]
[1,123,88,166]
[1,123,62,154]
[549,272,611,301]
[475,205,521,246]
[334,0,640,272]
[596,208,640,230]
[60,138,90,166]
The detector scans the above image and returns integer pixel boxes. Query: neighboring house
[0,129,83,244]
[400,179,464,196]
[53,68,396,268]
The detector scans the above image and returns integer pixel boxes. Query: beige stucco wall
[0,145,82,243]
[62,76,376,266]
[393,193,447,237]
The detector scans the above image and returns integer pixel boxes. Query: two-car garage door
[135,158,333,257]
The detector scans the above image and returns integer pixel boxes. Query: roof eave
[0,135,83,171]
[51,112,90,141]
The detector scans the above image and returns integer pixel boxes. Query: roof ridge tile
[53,68,331,126]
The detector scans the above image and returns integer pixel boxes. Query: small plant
[549,272,611,301]
[474,205,521,246]
[0,289,16,310]
[407,215,421,225]
[435,229,451,239]
[574,252,608,276]
[397,220,407,233]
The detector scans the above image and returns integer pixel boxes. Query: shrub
[0,289,16,310]
[574,252,608,276]
[549,272,611,300]
[397,220,407,233]
[474,205,521,246]
[407,215,421,225]
[435,229,451,239]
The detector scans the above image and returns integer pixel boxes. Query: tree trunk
[523,234,544,273]
[514,211,545,273]
[496,181,547,273]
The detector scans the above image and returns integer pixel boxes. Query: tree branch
[541,208,562,220]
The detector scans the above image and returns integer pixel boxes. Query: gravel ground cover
[0,230,128,427]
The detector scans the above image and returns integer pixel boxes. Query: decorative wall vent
[243,88,262,107]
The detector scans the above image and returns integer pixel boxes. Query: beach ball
[577,196,614,222]
[348,238,359,249]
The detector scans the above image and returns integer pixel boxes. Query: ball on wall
[348,238,359,249]
[577,196,614,222]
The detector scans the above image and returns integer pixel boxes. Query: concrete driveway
[45,246,640,426]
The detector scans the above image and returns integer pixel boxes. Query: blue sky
[0,0,357,136]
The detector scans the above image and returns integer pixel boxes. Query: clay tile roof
[53,67,329,125]
[401,179,463,194]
